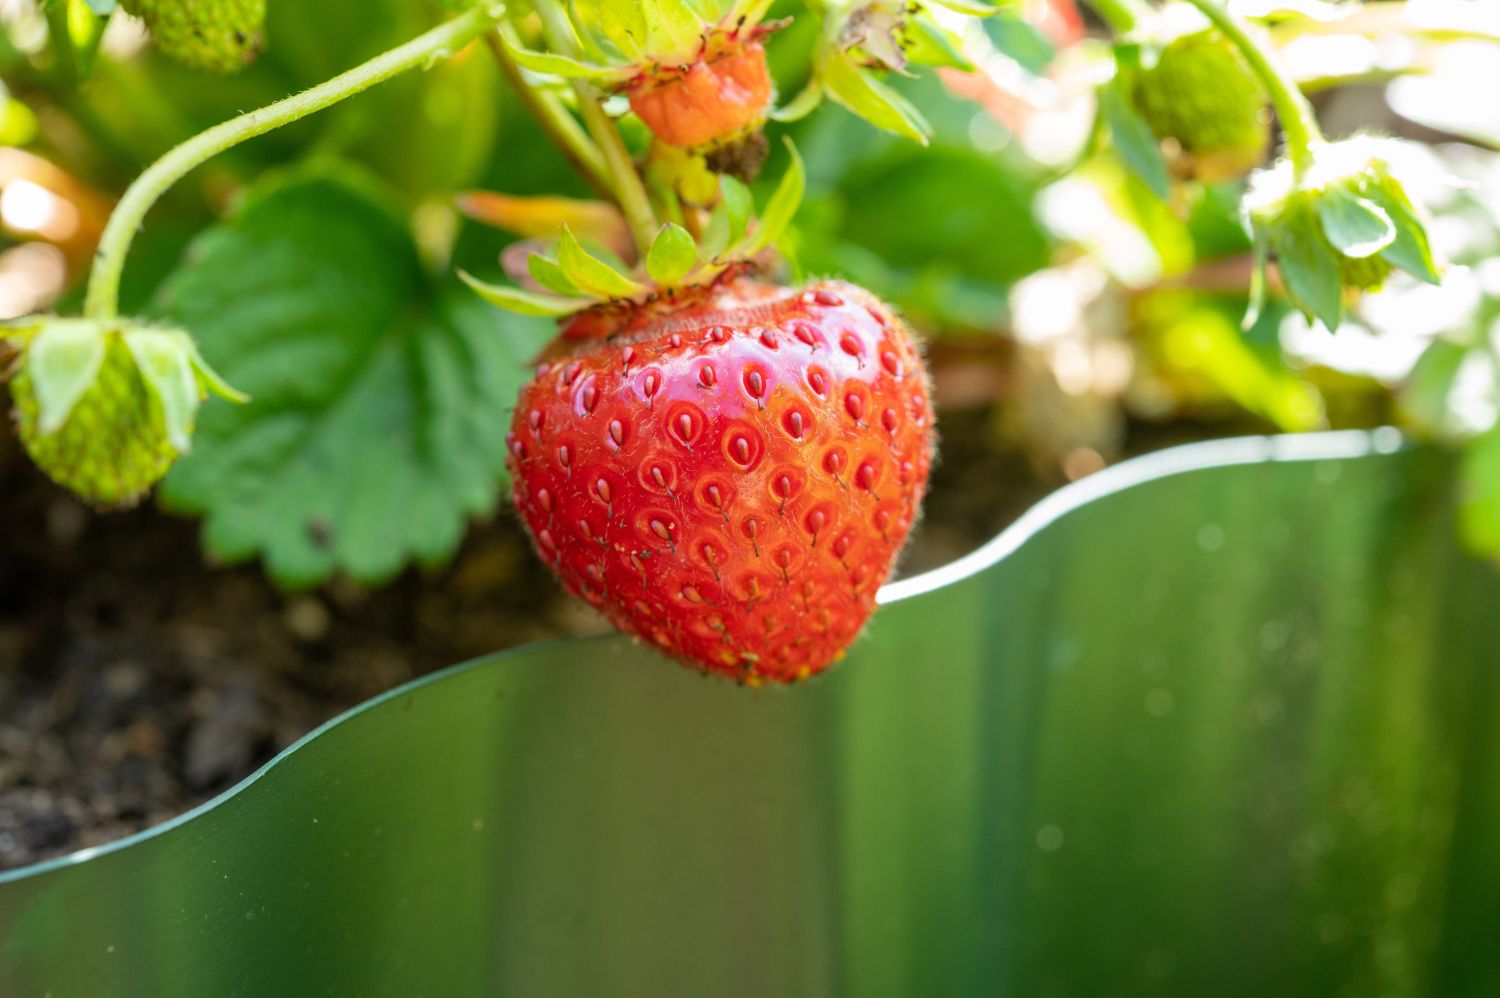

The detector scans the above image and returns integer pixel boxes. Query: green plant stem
[1085,0,1151,34]
[486,24,612,199]
[1179,0,1324,173]
[533,0,659,258]
[82,4,506,321]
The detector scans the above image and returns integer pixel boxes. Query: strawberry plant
[2,0,1497,682]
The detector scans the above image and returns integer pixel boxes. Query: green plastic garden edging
[3,430,1500,997]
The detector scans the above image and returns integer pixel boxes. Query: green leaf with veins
[156,167,554,587]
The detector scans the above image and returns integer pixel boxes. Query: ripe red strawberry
[506,271,934,684]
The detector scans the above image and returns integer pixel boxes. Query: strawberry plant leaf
[558,226,647,299]
[1269,198,1344,331]
[1316,187,1395,259]
[743,140,805,254]
[772,81,824,123]
[499,37,624,83]
[1099,72,1170,201]
[124,329,204,453]
[985,9,1055,76]
[820,52,931,145]
[719,175,753,245]
[926,0,998,14]
[527,253,584,296]
[156,167,554,587]
[904,15,973,72]
[646,223,697,285]
[462,271,593,316]
[641,0,707,63]
[1365,179,1443,284]
[23,320,106,434]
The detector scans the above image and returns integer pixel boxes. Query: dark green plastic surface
[3,432,1499,996]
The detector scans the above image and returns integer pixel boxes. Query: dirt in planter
[0,397,1063,871]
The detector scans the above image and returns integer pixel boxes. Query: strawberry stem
[533,0,661,259]
[1178,0,1325,174]
[83,4,507,321]
[486,23,613,199]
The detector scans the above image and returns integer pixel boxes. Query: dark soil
[0,369,1058,870]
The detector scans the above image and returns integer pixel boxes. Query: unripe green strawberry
[4,319,244,507]
[1131,28,1269,182]
[1338,252,1392,294]
[1246,137,1444,331]
[12,335,175,506]
[120,0,265,75]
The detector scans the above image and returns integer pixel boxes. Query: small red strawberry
[501,1,782,169]
[506,270,933,684]
[626,30,775,152]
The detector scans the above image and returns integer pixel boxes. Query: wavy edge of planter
[0,427,1407,886]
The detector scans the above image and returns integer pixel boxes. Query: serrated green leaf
[527,253,584,296]
[558,226,647,298]
[461,270,594,316]
[1316,187,1394,259]
[1099,72,1170,201]
[820,52,931,145]
[124,329,201,453]
[500,34,625,83]
[156,169,555,587]
[1364,177,1443,285]
[25,319,106,435]
[1268,199,1344,331]
[743,140,805,255]
[647,223,698,285]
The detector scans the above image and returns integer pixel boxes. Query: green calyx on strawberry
[502,0,781,158]
[505,270,933,683]
[119,0,266,74]
[773,0,996,146]
[3,318,244,506]
[1244,137,1444,332]
[461,141,804,318]
[1127,25,1269,182]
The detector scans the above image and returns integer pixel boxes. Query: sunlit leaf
[646,223,697,285]
[820,52,931,144]
[1316,187,1394,259]
[558,226,647,299]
